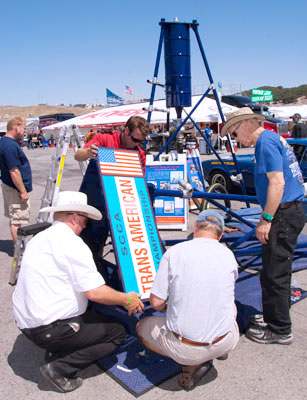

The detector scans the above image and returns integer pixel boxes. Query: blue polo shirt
[254,130,304,209]
[0,136,32,192]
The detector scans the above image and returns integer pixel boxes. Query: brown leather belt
[279,201,302,210]
[171,331,229,346]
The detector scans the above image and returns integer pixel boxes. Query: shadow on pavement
[7,334,51,392]
[158,363,218,392]
[8,333,106,393]
[0,239,14,257]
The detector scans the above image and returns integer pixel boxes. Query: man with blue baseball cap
[136,210,239,391]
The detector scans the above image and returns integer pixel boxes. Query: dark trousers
[22,311,126,377]
[261,203,305,335]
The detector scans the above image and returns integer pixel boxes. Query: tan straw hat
[221,107,265,137]
[39,191,102,220]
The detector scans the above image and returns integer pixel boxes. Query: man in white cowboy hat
[136,210,239,391]
[221,107,305,345]
[12,191,144,393]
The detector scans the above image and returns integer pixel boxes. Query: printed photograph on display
[164,200,175,213]
[170,183,181,190]
[170,170,183,183]
[147,180,157,188]
[153,198,163,208]
[191,176,204,190]
[189,164,199,172]
[160,181,170,190]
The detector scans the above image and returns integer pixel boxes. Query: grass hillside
[0,105,103,123]
[244,85,307,104]
[1,85,307,123]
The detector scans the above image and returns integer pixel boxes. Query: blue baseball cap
[290,113,301,119]
[196,210,224,230]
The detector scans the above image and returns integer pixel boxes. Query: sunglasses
[77,213,88,219]
[67,212,88,219]
[232,121,243,138]
[129,131,144,143]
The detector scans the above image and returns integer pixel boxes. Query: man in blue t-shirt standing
[222,108,305,345]
[0,117,32,244]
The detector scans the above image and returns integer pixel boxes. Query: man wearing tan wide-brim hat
[221,107,265,140]
[223,107,305,346]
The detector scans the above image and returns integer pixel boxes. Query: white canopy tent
[0,118,40,135]
[42,95,238,138]
[269,105,307,121]
[0,122,7,134]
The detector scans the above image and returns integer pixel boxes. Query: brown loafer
[217,353,228,360]
[178,361,213,391]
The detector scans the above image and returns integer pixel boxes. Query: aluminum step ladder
[9,124,88,285]
[37,124,87,222]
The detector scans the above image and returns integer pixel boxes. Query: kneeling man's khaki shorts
[138,316,239,366]
[2,183,30,225]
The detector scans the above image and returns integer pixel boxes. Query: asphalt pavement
[1,146,307,400]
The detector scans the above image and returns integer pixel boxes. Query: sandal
[178,361,212,391]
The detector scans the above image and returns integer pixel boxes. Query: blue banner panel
[186,153,206,192]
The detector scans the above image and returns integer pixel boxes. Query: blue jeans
[261,202,305,335]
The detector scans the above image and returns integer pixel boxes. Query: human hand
[256,219,271,244]
[159,303,167,313]
[87,144,99,159]
[124,292,145,316]
[20,191,29,203]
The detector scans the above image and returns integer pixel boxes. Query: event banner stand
[186,148,207,210]
[97,148,163,300]
[146,153,188,231]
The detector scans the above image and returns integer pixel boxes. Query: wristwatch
[262,212,273,222]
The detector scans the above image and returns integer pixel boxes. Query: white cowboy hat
[39,191,102,220]
[221,107,265,137]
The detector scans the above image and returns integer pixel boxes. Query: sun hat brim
[39,204,102,220]
[221,112,265,137]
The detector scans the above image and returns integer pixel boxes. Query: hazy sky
[1,0,306,106]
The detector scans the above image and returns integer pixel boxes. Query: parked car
[202,138,307,194]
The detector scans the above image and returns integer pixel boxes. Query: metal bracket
[230,174,243,182]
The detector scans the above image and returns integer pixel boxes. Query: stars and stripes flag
[98,148,143,177]
[125,85,133,95]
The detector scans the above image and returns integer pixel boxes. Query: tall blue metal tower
[147,18,248,196]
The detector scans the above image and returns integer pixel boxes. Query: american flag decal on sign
[98,148,143,177]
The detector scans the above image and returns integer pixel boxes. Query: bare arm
[74,144,99,161]
[256,170,284,244]
[150,293,167,312]
[84,284,144,315]
[9,168,29,202]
